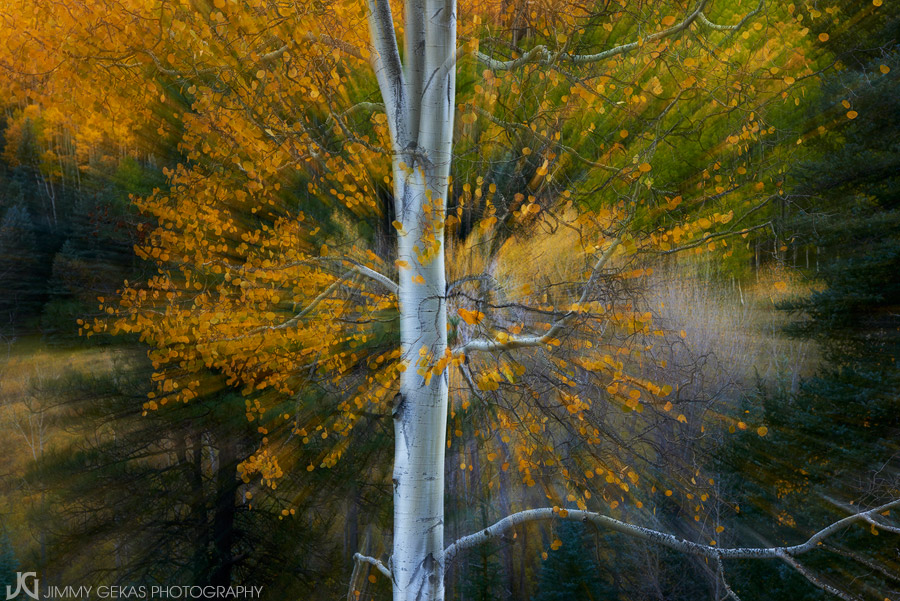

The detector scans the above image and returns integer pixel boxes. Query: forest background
[0,0,898,599]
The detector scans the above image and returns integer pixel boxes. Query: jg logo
[6,573,39,600]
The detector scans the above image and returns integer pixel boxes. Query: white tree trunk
[367,0,456,599]
[391,169,450,601]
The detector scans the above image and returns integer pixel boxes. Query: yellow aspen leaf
[847,110,858,119]
[880,65,890,74]
[368,575,377,584]
[757,426,769,436]
[550,539,562,550]
[661,15,676,26]
[677,414,687,423]
[773,281,787,292]
[480,215,498,230]
[457,308,485,325]
[638,162,652,173]
[412,274,425,284]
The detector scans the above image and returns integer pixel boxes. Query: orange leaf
[457,308,485,325]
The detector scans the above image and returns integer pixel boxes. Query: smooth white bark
[367,0,456,598]
[442,500,900,600]
[444,499,900,565]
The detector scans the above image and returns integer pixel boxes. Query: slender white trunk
[367,0,456,597]
[392,169,449,600]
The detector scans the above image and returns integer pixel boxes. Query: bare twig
[353,552,392,579]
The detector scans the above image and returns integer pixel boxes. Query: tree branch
[443,498,900,571]
[352,263,400,295]
[823,544,900,583]
[862,514,900,535]
[366,0,407,145]
[657,222,772,255]
[353,552,392,579]
[475,0,713,71]
[322,102,386,134]
[698,0,765,32]
[213,264,397,342]
[777,550,862,601]
[827,496,900,535]
[259,44,288,64]
[455,238,621,355]
[302,33,365,61]
[457,362,486,404]
[716,555,743,601]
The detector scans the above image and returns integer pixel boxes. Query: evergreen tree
[533,522,614,601]
[713,7,900,597]
[458,540,506,601]
[0,204,42,331]
[784,5,900,360]
[0,531,19,595]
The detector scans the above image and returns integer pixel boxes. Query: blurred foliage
[0,0,898,599]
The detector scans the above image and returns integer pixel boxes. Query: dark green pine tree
[533,521,614,601]
[458,540,506,601]
[712,7,900,598]
[0,531,19,595]
[0,204,43,331]
[783,4,900,362]
[773,2,900,488]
